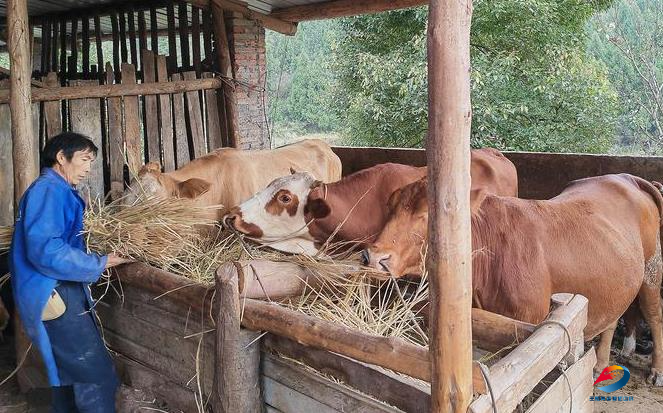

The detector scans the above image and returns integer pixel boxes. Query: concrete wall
[332,146,663,200]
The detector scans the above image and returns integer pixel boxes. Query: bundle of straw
[82,196,220,268]
[0,226,12,253]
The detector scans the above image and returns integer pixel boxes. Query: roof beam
[271,0,428,22]
[186,0,297,35]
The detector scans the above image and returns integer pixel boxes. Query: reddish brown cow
[365,174,663,382]
[225,148,517,255]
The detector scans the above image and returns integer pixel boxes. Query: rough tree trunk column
[426,0,474,412]
[8,0,42,392]
[9,0,37,199]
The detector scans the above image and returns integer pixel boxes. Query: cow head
[223,170,326,255]
[363,177,487,278]
[124,162,211,203]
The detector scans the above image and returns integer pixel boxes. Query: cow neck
[469,196,509,309]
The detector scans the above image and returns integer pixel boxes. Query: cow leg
[637,285,663,386]
[595,321,618,377]
[621,304,639,358]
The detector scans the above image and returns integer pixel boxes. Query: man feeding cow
[224,148,517,255]
[10,133,132,412]
[364,173,663,384]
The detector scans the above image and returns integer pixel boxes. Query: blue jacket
[10,168,107,386]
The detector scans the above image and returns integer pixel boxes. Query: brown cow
[365,174,663,382]
[123,139,342,220]
[225,148,518,255]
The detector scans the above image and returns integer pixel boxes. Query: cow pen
[2,0,663,412]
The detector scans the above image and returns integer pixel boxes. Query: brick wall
[226,12,270,149]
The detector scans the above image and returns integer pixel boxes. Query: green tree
[587,0,663,155]
[332,1,620,152]
[266,21,339,141]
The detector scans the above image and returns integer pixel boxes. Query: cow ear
[177,178,211,199]
[470,188,488,214]
[305,198,331,219]
[290,167,297,175]
[139,162,162,176]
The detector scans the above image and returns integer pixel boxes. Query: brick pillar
[226,13,270,149]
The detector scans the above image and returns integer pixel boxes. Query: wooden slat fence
[0,51,223,211]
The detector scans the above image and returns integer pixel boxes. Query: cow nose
[223,211,240,229]
[378,256,391,273]
[360,250,370,266]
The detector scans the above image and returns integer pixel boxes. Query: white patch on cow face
[124,173,169,204]
[237,172,318,242]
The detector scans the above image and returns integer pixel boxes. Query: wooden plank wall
[0,1,226,221]
[93,283,261,413]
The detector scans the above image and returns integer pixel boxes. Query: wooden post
[8,0,42,392]
[8,0,38,201]
[212,263,261,412]
[211,4,239,148]
[427,0,474,412]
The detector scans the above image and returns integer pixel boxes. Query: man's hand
[105,253,133,269]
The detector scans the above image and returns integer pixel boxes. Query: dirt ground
[0,332,176,413]
[593,352,663,413]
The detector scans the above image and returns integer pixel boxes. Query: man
[10,132,129,412]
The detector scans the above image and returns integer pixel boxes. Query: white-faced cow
[123,139,342,221]
[365,174,663,383]
[224,148,518,255]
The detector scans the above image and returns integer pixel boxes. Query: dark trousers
[44,281,119,413]
[51,383,118,413]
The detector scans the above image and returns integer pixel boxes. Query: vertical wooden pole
[111,13,121,74]
[8,0,38,199]
[211,5,238,148]
[127,8,138,67]
[427,0,474,412]
[212,264,259,412]
[59,18,67,85]
[178,3,191,70]
[9,0,42,392]
[191,8,202,76]
[69,18,78,77]
[81,16,90,78]
[167,3,178,72]
[94,15,104,81]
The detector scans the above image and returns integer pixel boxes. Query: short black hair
[41,132,99,168]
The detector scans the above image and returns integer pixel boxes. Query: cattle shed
[1,0,663,412]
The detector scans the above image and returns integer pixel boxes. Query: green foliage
[331,1,620,152]
[587,0,663,155]
[266,21,339,136]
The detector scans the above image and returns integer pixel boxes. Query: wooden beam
[189,0,298,36]
[0,77,223,104]
[0,66,45,88]
[427,0,474,411]
[271,0,427,22]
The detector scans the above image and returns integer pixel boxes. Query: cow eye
[279,194,292,203]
